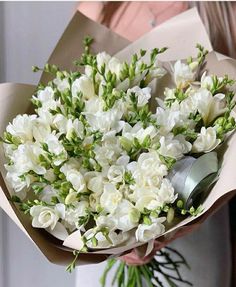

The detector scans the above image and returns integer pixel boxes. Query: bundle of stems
[100,247,193,287]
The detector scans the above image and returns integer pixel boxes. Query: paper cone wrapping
[0,8,236,265]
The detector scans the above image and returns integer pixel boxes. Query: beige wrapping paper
[0,8,236,265]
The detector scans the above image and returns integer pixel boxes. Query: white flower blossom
[30,203,65,230]
[135,218,166,242]
[72,75,95,100]
[174,60,196,89]
[96,52,111,70]
[45,134,67,165]
[122,122,157,144]
[60,165,86,193]
[8,142,46,175]
[84,100,125,133]
[192,127,221,153]
[53,77,70,92]
[107,165,125,183]
[159,134,192,159]
[193,88,227,125]
[64,201,89,231]
[6,114,37,142]
[100,183,122,213]
[112,199,140,232]
[127,86,151,107]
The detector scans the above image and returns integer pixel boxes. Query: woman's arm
[77,1,104,22]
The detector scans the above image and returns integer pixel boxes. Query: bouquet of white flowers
[1,8,236,287]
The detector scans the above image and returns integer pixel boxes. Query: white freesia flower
[96,215,117,230]
[66,118,84,140]
[96,52,111,70]
[39,185,57,203]
[135,151,167,178]
[72,75,95,100]
[3,143,15,158]
[36,87,61,124]
[192,127,221,153]
[201,72,223,90]
[159,134,192,159]
[127,152,168,202]
[30,203,65,230]
[9,143,46,175]
[116,155,130,166]
[108,57,122,78]
[45,134,67,165]
[158,178,177,204]
[33,119,51,142]
[6,172,31,196]
[66,169,86,192]
[107,165,125,183]
[84,98,103,113]
[100,183,122,213]
[164,88,176,103]
[89,192,101,212]
[84,100,125,133]
[53,114,68,134]
[44,169,56,183]
[135,217,166,243]
[94,132,122,166]
[135,194,161,212]
[60,165,86,193]
[37,86,55,102]
[156,104,188,135]
[122,122,157,144]
[174,60,195,89]
[127,86,151,107]
[85,171,105,194]
[60,158,81,172]
[6,114,37,142]
[84,228,129,249]
[113,199,140,232]
[64,201,89,231]
[148,65,167,82]
[193,88,227,125]
[179,95,197,116]
[53,77,70,92]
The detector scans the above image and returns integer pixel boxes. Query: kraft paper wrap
[0,8,236,265]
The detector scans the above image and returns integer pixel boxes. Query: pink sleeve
[77,2,104,22]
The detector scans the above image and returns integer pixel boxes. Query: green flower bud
[189,61,198,71]
[167,207,175,223]
[91,236,98,247]
[32,66,40,72]
[217,126,224,135]
[65,191,77,205]
[119,137,132,152]
[215,117,225,126]
[150,210,159,218]
[177,200,184,209]
[143,216,152,225]
[129,208,140,224]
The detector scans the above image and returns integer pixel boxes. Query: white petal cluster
[3,46,233,250]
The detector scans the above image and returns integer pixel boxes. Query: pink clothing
[78,2,188,41]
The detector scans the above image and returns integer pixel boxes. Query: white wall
[0,2,76,287]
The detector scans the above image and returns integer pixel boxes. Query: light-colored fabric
[78,1,188,41]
